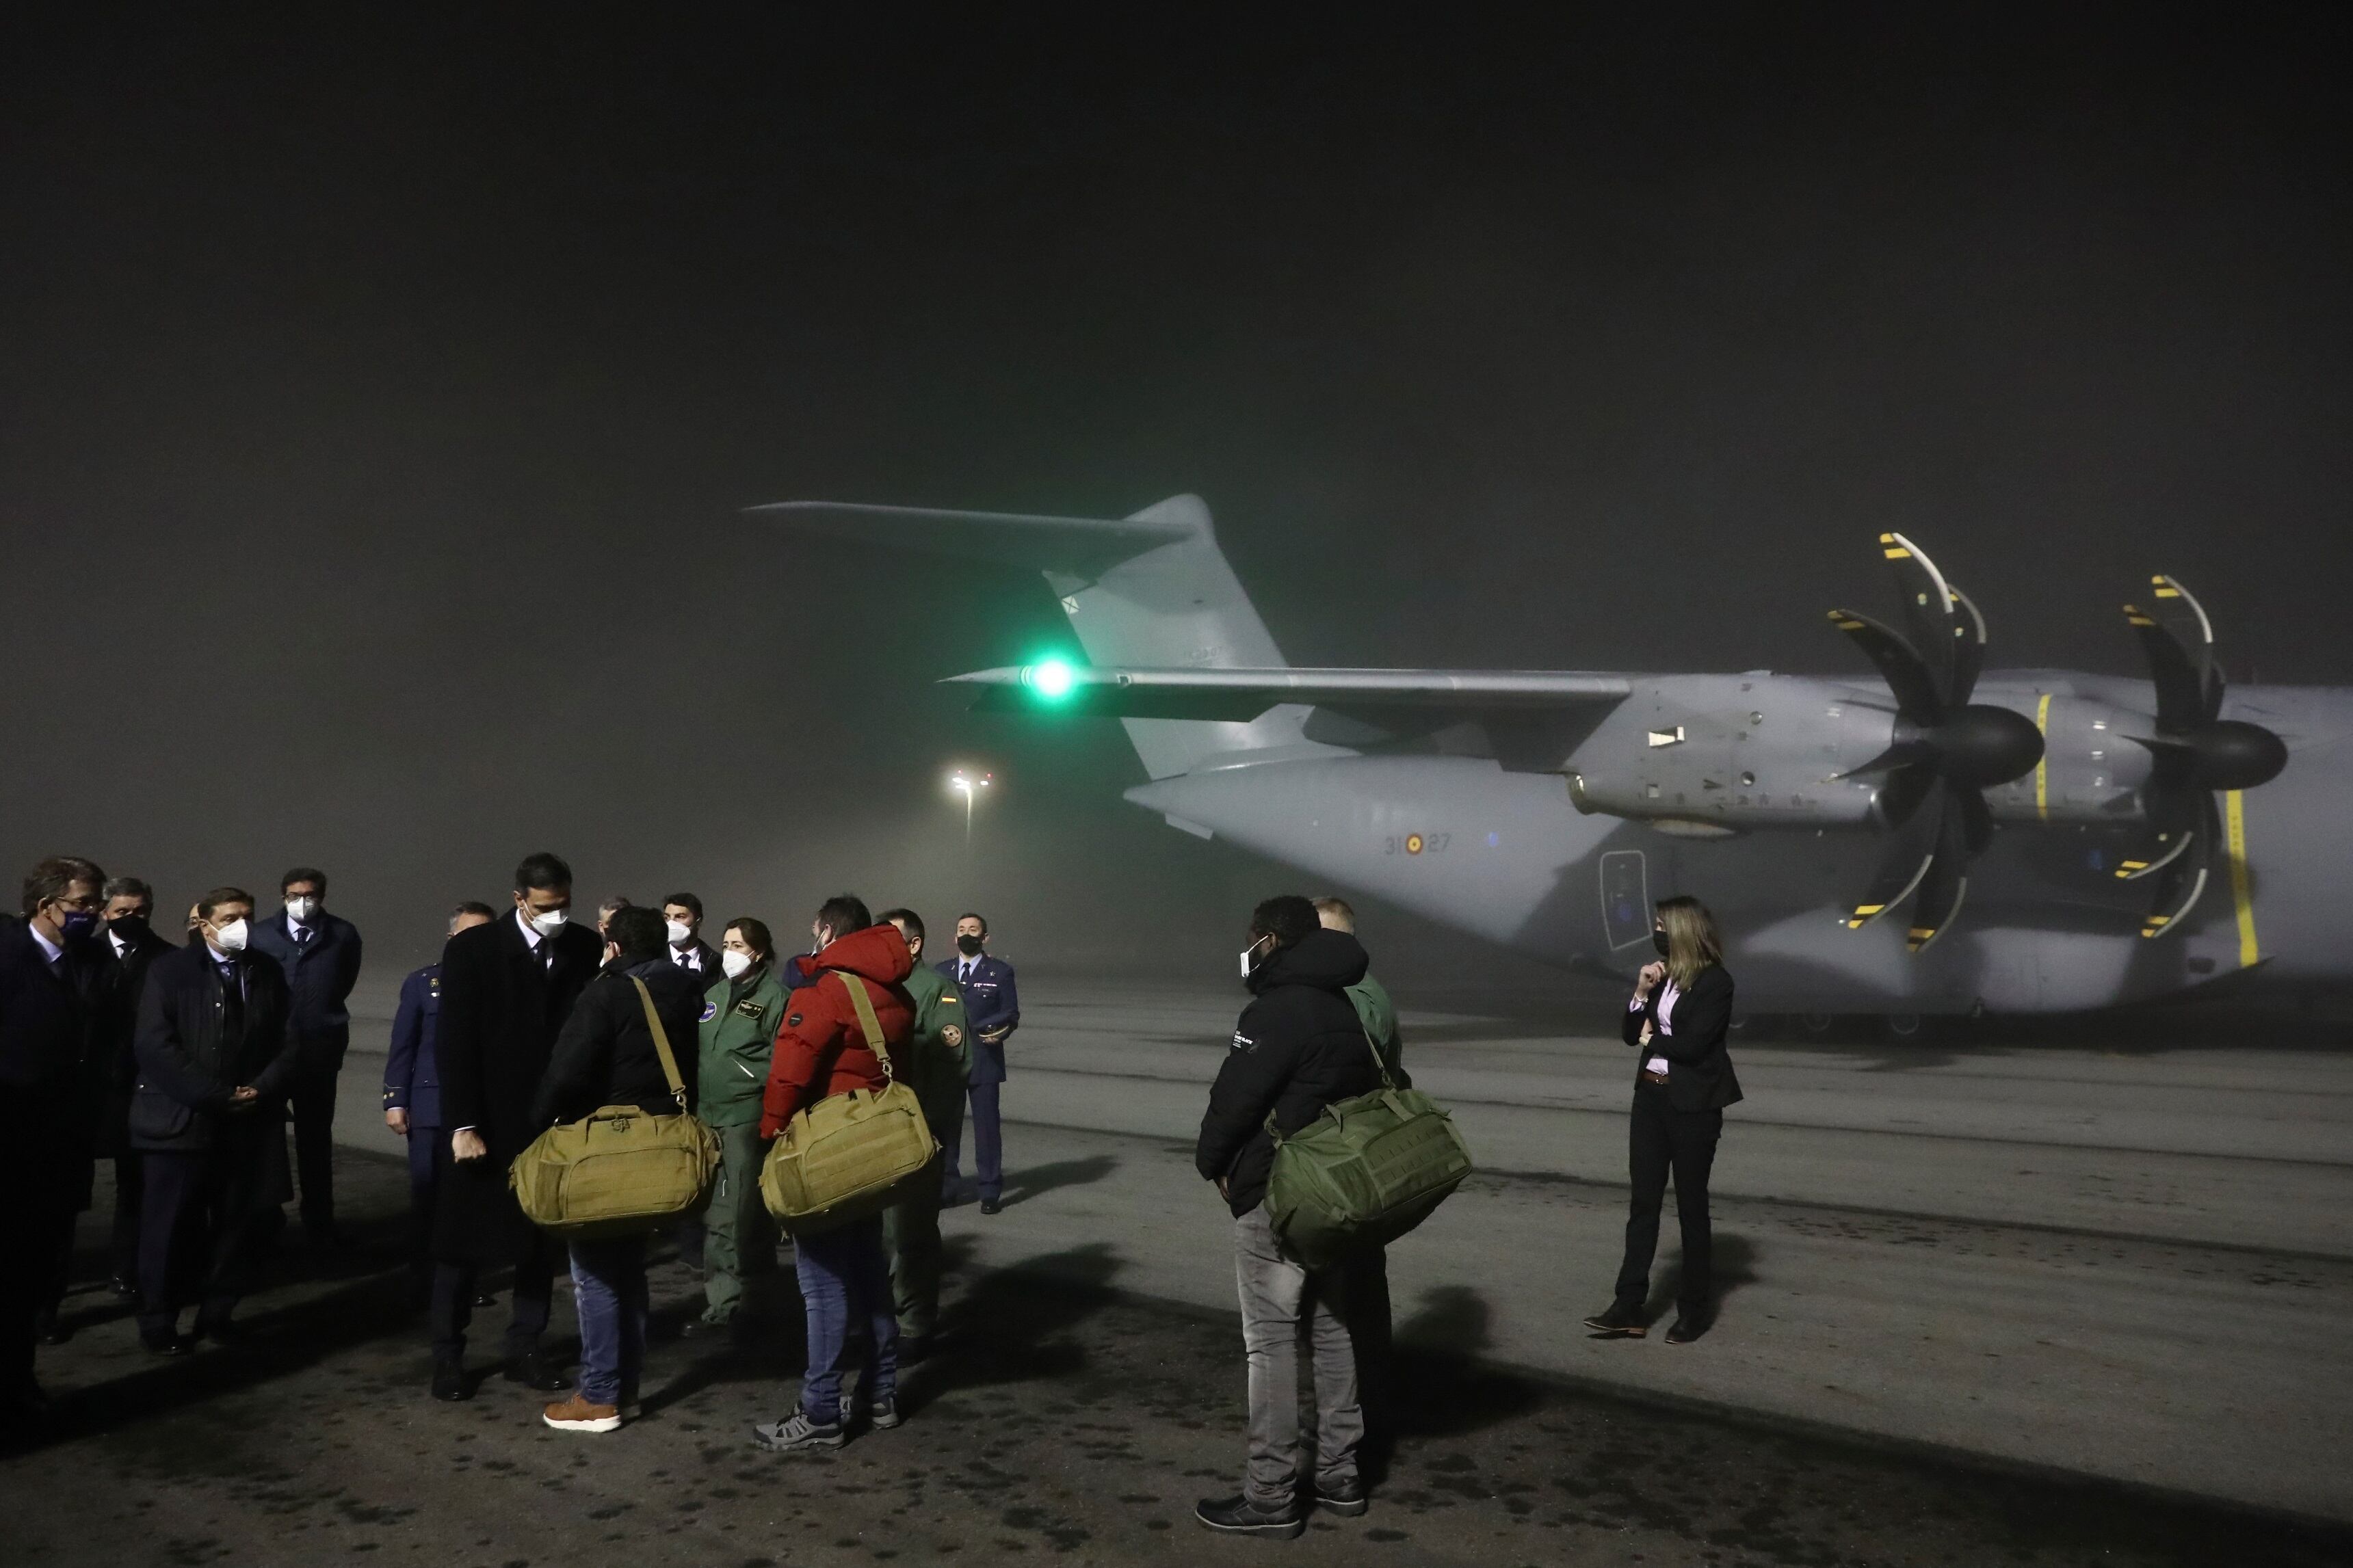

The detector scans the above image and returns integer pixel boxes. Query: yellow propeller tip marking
[1882,548,1910,560]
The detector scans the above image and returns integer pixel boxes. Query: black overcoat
[432,911,603,1263]
[130,942,302,1154]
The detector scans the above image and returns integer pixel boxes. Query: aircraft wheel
[1797,1011,1837,1038]
[1884,1012,1925,1040]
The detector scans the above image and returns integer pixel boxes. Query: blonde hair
[1311,896,1356,933]
[1655,896,1723,988]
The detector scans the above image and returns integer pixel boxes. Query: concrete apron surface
[326,976,2353,1527]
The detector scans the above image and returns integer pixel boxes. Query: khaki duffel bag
[759,970,938,1235]
[511,976,720,1239]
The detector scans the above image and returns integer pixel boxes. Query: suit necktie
[295,926,311,947]
[218,961,246,1043]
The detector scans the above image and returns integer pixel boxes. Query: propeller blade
[1948,585,1988,706]
[2114,782,2201,881]
[1832,739,1935,781]
[2123,576,2213,736]
[1826,608,1945,723]
[1880,532,1962,706]
[1958,784,1993,855]
[1844,776,1946,929]
[2137,793,2221,939]
[1905,796,1969,954]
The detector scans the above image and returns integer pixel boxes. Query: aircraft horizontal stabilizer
[947,664,1632,722]
[746,500,1193,583]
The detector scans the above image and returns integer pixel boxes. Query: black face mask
[1651,930,1670,957]
[956,935,984,957]
[109,914,150,942]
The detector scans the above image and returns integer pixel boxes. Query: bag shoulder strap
[830,970,897,1083]
[629,976,689,1108]
[1264,1010,1399,1143]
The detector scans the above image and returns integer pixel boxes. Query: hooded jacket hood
[1247,926,1369,997]
[814,923,917,987]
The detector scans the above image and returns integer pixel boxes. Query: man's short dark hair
[1250,894,1322,951]
[725,916,773,959]
[878,907,924,942]
[599,895,631,918]
[606,905,667,960]
[453,901,499,921]
[956,911,988,935]
[661,892,703,920]
[514,852,574,893]
[103,875,154,904]
[23,857,105,918]
[281,866,328,895]
[816,894,872,937]
[198,886,254,921]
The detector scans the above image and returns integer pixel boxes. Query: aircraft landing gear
[1884,1012,1925,1040]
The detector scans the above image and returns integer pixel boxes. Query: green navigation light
[1026,659,1077,700]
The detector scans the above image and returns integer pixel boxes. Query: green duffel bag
[760,970,939,1236]
[1264,1028,1473,1270]
[511,977,720,1240]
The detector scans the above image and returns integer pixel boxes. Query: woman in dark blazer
[1585,895,1742,1344]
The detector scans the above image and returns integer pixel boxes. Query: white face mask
[1239,933,1270,979]
[527,906,568,938]
[666,919,693,947]
[285,896,319,924]
[213,918,250,954]
[721,948,754,980]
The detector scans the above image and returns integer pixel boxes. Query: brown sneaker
[542,1394,622,1433]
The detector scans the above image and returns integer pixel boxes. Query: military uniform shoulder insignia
[941,992,961,1007]
[732,1000,767,1020]
[699,1000,719,1024]
[941,1023,964,1048]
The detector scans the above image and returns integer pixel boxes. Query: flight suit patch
[941,1024,964,1048]
[733,1000,767,1020]
[699,1001,719,1024]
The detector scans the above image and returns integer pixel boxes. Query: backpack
[510,977,720,1238]
[1263,1024,1473,1269]
[759,970,939,1235]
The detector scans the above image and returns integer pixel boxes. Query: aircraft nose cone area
[1930,704,2046,788]
[2189,719,2289,791]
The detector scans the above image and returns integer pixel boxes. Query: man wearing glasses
[0,856,114,1425]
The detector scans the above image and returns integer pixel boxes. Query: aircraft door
[1600,850,1651,951]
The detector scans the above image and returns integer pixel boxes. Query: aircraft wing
[947,664,1633,721]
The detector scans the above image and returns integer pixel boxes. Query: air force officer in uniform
[938,912,1018,1214]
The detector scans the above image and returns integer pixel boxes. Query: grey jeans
[1234,1204,1363,1509]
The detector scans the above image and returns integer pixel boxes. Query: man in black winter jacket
[1192,895,1385,1539]
[530,905,705,1434]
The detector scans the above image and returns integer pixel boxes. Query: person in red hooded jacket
[752,894,917,1454]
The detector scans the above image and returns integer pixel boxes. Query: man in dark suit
[384,902,497,1307]
[661,892,722,979]
[0,855,111,1423]
[938,912,1019,1215]
[92,876,173,1303]
[247,866,364,1246]
[428,851,603,1401]
[130,886,302,1352]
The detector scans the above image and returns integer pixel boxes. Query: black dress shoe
[472,1292,496,1307]
[1315,1474,1369,1517]
[502,1353,572,1392]
[1194,1494,1305,1539]
[979,1197,1002,1216]
[194,1316,251,1347]
[109,1276,140,1301]
[1664,1312,1711,1344]
[431,1361,470,1401]
[1582,1301,1647,1338]
[34,1312,70,1346]
[140,1331,192,1357]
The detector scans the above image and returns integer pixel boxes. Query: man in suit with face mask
[247,866,363,1247]
[427,852,603,1401]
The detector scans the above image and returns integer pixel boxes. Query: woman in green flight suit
[696,916,789,1328]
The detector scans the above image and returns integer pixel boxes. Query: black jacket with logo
[1196,928,1386,1218]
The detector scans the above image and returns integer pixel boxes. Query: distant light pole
[948,768,993,847]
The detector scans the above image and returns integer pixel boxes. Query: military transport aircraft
[758,495,2347,1025]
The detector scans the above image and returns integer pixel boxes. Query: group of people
[3,845,1744,1540]
[0,858,365,1411]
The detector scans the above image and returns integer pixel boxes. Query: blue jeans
[568,1235,648,1409]
[946,1080,1003,1201]
[795,1217,897,1422]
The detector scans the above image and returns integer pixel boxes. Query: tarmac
[6,973,2350,1566]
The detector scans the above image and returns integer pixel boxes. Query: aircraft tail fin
[750,494,1314,778]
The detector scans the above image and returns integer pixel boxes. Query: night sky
[4,7,2348,983]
